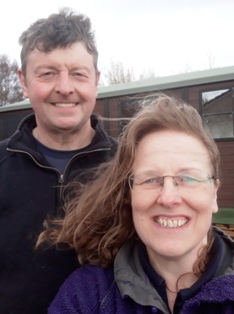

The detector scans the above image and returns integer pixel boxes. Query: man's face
[19,42,100,136]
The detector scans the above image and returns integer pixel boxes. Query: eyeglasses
[128,171,216,191]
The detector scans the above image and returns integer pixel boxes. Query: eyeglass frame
[128,172,217,191]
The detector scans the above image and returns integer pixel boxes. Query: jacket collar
[114,227,234,313]
[114,239,170,313]
[7,113,115,153]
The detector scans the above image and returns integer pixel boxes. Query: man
[0,8,117,314]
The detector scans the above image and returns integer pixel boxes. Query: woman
[38,94,234,313]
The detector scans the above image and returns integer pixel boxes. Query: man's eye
[41,72,54,77]
[73,72,86,77]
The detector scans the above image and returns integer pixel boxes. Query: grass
[212,207,234,224]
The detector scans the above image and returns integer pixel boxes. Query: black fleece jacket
[0,113,117,314]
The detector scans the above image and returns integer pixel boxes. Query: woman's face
[131,130,219,265]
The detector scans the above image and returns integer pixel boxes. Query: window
[201,88,234,139]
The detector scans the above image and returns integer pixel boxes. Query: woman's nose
[156,177,182,208]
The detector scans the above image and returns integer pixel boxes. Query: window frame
[200,87,234,141]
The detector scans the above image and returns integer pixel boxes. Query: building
[1,66,234,234]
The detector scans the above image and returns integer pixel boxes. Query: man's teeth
[55,103,76,107]
[155,218,188,228]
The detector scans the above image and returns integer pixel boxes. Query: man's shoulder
[0,138,10,157]
[0,138,8,147]
[91,115,118,144]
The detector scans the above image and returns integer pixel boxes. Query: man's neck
[32,126,95,151]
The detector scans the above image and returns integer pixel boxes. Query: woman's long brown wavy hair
[36,93,220,272]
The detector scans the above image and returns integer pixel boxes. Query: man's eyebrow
[70,66,91,72]
[34,65,57,72]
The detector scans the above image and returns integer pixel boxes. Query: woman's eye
[145,178,155,184]
[180,176,197,183]
[143,177,160,185]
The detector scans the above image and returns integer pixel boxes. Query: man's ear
[96,70,100,85]
[18,69,29,98]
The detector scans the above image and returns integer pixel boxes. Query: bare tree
[102,53,217,86]
[206,52,216,69]
[0,54,24,106]
[139,68,157,81]
[102,61,160,85]
[103,60,135,85]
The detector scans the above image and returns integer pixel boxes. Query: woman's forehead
[136,130,208,154]
[133,130,211,171]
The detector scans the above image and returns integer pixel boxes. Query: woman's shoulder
[48,264,116,314]
[66,264,115,286]
[181,275,234,313]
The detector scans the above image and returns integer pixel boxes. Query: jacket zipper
[7,147,111,185]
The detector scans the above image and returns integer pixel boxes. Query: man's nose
[54,73,74,95]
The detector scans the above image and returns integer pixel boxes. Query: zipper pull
[59,174,64,184]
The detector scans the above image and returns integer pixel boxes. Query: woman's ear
[212,179,220,214]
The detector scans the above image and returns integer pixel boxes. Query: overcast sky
[1,0,234,79]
